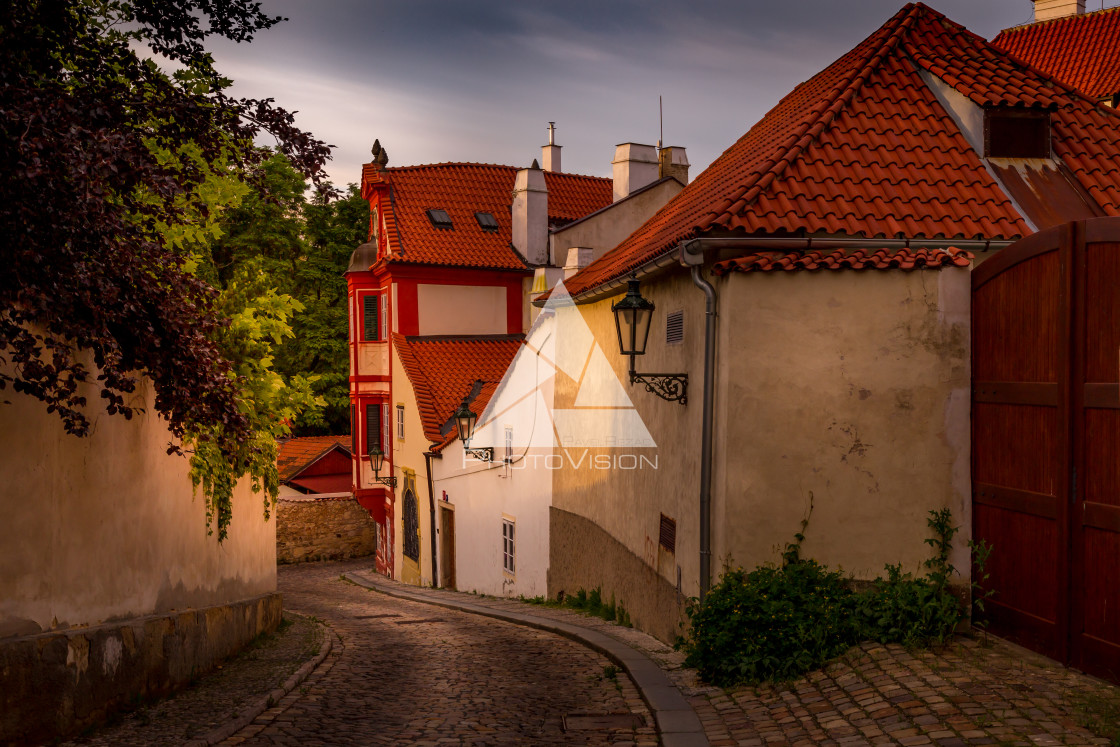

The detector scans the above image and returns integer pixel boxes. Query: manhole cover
[354,613,401,619]
[394,618,444,625]
[563,713,644,731]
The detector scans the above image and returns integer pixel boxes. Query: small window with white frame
[502,518,515,574]
[396,404,405,440]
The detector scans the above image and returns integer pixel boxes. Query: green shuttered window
[363,294,379,341]
[366,403,381,455]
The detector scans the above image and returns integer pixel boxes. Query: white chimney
[512,160,549,266]
[658,146,690,185]
[563,247,594,279]
[542,121,562,173]
[612,143,659,202]
[1033,0,1085,21]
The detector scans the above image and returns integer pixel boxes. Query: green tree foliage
[1,0,332,537]
[209,153,366,436]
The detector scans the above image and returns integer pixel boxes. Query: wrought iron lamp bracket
[374,474,397,488]
[464,447,494,462]
[627,355,688,404]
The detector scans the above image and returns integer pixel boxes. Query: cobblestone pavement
[220,559,655,746]
[356,572,1120,747]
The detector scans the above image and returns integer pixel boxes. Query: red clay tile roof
[363,163,612,271]
[711,247,973,275]
[993,8,1120,101]
[563,2,1120,298]
[277,435,351,482]
[392,334,524,447]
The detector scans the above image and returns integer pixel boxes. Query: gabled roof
[993,8,1120,101]
[563,2,1120,298]
[363,163,613,272]
[393,334,524,448]
[277,435,351,482]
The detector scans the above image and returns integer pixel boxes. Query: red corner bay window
[352,401,391,463]
[360,291,388,342]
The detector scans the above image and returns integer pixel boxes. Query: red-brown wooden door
[973,217,1120,684]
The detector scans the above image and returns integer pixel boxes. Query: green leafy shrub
[684,557,858,686]
[681,509,974,687]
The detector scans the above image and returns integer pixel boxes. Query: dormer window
[427,208,453,229]
[475,212,499,232]
[984,108,1051,158]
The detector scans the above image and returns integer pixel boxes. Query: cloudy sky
[201,0,1107,188]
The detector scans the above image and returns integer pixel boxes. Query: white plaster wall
[416,284,506,336]
[0,377,276,639]
[434,440,551,597]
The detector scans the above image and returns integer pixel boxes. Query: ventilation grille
[659,514,676,554]
[666,310,684,345]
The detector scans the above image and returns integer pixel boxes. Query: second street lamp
[611,277,688,404]
[368,446,397,488]
[453,395,493,462]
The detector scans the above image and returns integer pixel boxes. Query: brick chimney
[612,143,658,202]
[542,122,562,173]
[512,160,549,265]
[1033,0,1085,21]
[658,146,689,185]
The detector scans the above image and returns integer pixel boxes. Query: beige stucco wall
[717,268,972,579]
[416,283,506,335]
[549,179,683,268]
[0,378,276,639]
[390,345,437,586]
[550,265,972,642]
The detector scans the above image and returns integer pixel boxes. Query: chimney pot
[658,146,690,186]
[611,143,659,202]
[512,167,548,265]
[1033,0,1085,22]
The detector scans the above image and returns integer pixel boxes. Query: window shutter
[380,293,388,339]
[366,403,380,454]
[363,295,378,341]
[351,405,358,456]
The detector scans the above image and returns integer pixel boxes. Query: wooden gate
[973,217,1120,684]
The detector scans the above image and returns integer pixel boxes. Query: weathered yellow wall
[717,268,972,579]
[390,346,437,586]
[549,265,972,642]
[0,378,276,639]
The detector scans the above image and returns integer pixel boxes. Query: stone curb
[186,612,334,747]
[343,571,709,747]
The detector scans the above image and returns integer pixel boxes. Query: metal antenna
[659,95,663,151]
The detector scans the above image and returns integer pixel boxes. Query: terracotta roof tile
[277,435,351,482]
[363,163,612,271]
[563,2,1120,298]
[993,8,1120,101]
[711,247,973,275]
[393,334,523,446]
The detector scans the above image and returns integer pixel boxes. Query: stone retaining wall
[548,507,687,645]
[276,495,377,564]
[0,592,281,745]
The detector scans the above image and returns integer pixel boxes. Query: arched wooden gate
[973,217,1120,684]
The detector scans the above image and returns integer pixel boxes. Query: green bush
[683,558,858,686]
[680,509,970,687]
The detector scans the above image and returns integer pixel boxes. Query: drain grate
[354,613,402,619]
[563,713,644,731]
[394,618,444,625]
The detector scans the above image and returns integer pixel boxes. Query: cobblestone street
[221,560,654,746]
[63,558,1120,747]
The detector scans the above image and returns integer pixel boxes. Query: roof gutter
[566,235,1015,305]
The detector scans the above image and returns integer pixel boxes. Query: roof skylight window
[427,208,453,229]
[475,212,499,232]
[984,109,1051,159]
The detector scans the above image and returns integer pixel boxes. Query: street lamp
[368,445,397,487]
[453,395,493,462]
[611,277,688,404]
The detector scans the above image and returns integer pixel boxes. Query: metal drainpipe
[424,451,440,588]
[687,258,717,602]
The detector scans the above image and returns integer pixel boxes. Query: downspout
[681,242,717,601]
[424,451,440,588]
